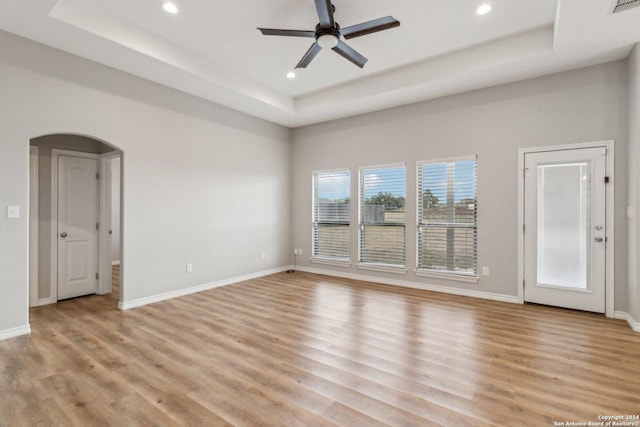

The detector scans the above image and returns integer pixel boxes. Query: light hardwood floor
[1,270,639,426]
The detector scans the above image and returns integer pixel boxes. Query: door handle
[60,232,68,238]
[594,237,603,242]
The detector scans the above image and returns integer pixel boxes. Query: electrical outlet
[186,263,193,273]
[261,251,267,259]
[482,266,490,276]
[297,248,302,256]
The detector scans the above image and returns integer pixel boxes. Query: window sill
[310,257,352,268]
[414,269,479,283]
[357,263,407,275]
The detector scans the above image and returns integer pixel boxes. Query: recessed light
[476,4,492,15]
[286,71,296,79]
[163,2,178,14]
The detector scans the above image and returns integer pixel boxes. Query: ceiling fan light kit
[258,0,400,70]
[317,33,339,49]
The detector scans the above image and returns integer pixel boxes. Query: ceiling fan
[257,0,400,69]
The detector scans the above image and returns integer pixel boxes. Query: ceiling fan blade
[295,43,322,69]
[332,40,368,68]
[315,0,335,29]
[341,16,400,39]
[258,28,315,38]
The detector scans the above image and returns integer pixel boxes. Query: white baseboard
[118,266,292,310]
[34,297,55,307]
[294,266,520,304]
[614,311,640,332]
[0,324,31,341]
[111,260,120,266]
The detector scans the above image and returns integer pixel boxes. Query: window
[312,169,351,261]
[359,164,406,268]
[417,156,477,277]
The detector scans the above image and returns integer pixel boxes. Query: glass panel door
[536,162,590,289]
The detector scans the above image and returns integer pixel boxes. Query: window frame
[415,155,478,281]
[357,162,407,273]
[311,168,352,265]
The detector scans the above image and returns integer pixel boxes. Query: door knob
[594,237,603,242]
[60,232,68,238]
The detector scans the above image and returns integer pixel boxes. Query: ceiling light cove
[163,2,178,14]
[477,4,492,15]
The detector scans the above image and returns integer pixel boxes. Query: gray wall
[0,31,291,334]
[628,44,640,321]
[292,60,629,310]
[30,135,115,300]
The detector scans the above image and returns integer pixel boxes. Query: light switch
[7,206,19,219]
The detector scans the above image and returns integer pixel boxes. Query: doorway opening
[29,134,123,307]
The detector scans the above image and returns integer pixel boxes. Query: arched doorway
[29,134,123,307]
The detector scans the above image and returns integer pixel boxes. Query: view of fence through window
[417,158,477,275]
[359,165,406,266]
[312,170,350,260]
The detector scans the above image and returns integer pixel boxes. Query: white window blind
[359,164,406,267]
[417,157,477,276]
[312,169,351,260]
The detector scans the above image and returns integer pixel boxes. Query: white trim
[34,297,56,307]
[118,266,291,310]
[111,260,121,266]
[517,140,615,317]
[309,257,351,268]
[311,167,351,175]
[614,311,640,332]
[357,262,407,275]
[98,155,114,295]
[297,266,519,304]
[416,154,477,166]
[29,146,39,307]
[358,161,406,172]
[414,269,479,283]
[0,324,31,341]
[51,149,101,303]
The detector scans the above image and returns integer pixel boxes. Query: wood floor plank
[2,269,640,426]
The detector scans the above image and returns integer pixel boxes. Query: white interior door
[523,147,607,313]
[57,155,99,300]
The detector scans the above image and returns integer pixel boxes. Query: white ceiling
[1,0,640,127]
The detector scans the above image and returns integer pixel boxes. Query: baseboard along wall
[0,324,31,341]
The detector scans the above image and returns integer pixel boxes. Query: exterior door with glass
[523,147,607,313]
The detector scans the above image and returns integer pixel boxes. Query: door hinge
[96,272,99,280]
[604,176,610,184]
[96,222,100,230]
[523,224,525,233]
[96,172,100,180]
